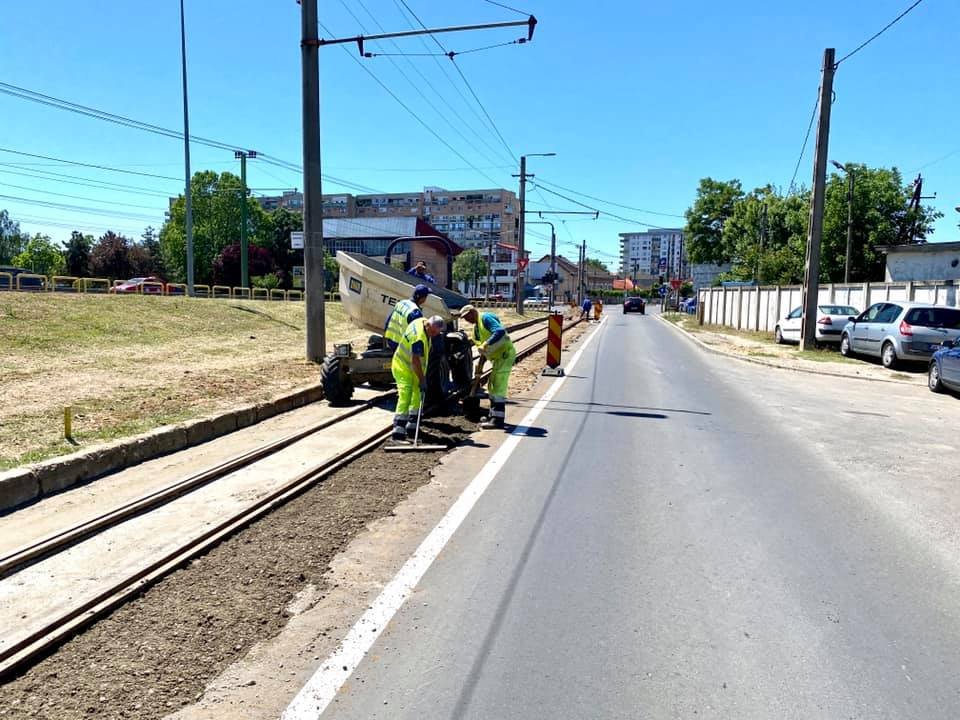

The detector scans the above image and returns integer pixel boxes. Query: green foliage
[453,248,488,293]
[252,273,281,290]
[0,209,28,265]
[64,231,92,277]
[13,233,66,276]
[159,171,270,284]
[684,178,744,264]
[584,257,609,272]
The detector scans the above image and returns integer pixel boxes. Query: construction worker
[579,297,592,321]
[593,296,603,321]
[391,315,445,442]
[407,260,436,284]
[459,304,515,430]
[384,284,430,350]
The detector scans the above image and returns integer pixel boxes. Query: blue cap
[413,284,430,299]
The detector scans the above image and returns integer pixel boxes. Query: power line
[834,0,926,67]
[0,166,176,198]
[14,213,149,235]
[318,21,506,189]
[0,147,181,182]
[482,0,531,17]
[0,193,162,222]
[533,177,686,218]
[0,180,166,211]
[531,183,680,230]
[788,93,820,191]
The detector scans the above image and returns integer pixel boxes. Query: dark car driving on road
[623,297,645,314]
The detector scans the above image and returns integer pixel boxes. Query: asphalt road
[318,311,960,719]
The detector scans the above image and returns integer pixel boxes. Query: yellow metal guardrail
[51,276,80,293]
[270,289,286,301]
[212,285,232,299]
[252,287,270,301]
[140,281,165,296]
[165,283,187,296]
[286,289,304,301]
[81,277,111,293]
[16,273,47,291]
[193,284,211,298]
[0,271,13,290]
[232,287,251,300]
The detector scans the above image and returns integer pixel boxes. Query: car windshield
[904,307,960,329]
[820,305,857,316]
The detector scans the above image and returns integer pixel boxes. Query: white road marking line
[282,316,607,719]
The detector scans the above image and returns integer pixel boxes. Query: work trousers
[392,367,422,438]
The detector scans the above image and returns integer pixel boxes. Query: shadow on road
[508,397,711,416]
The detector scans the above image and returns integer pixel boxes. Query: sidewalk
[659,312,926,387]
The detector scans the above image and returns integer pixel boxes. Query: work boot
[480,417,504,430]
[391,414,408,443]
[480,400,506,430]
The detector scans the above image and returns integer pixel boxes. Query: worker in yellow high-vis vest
[459,304,515,430]
[391,314,445,442]
[383,284,430,350]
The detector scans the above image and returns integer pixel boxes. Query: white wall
[886,251,960,282]
[697,281,960,333]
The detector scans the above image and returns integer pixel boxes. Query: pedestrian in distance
[407,260,436,284]
[593,296,603,321]
[383,284,430,350]
[580,297,592,321]
[391,315,445,442]
[459,304,516,430]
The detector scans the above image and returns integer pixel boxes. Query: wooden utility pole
[800,48,836,352]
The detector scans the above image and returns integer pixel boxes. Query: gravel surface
[0,328,579,720]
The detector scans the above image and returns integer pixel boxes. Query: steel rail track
[0,316,581,679]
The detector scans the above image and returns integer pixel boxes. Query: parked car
[109,276,165,294]
[840,302,960,368]
[0,266,45,290]
[623,296,645,314]
[775,304,859,345]
[680,297,698,314]
[928,340,960,394]
[524,296,548,307]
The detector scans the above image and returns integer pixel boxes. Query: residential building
[472,243,525,300]
[256,191,353,216]
[619,228,686,279]
[880,241,960,282]
[689,262,732,289]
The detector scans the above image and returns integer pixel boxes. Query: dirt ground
[0,324,584,720]
[0,294,545,470]
[662,312,926,386]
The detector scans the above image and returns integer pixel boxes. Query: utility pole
[757,202,767,283]
[235,150,257,289]
[485,235,492,302]
[830,161,855,284]
[516,154,526,314]
[179,0,194,296]
[800,48,836,352]
[302,0,326,362]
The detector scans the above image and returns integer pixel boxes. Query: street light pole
[179,0,194,296]
[831,161,855,283]
[235,150,257,289]
[514,152,555,314]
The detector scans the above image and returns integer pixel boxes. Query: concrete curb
[655,313,923,388]
[0,384,324,515]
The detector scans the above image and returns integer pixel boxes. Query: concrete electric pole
[302,0,326,362]
[179,0,194,296]
[800,48,836,352]
[516,154,526,314]
[235,150,257,290]
[831,160,855,284]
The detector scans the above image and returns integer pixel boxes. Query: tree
[584,258,609,273]
[13,234,66,276]
[64,231,93,277]
[259,207,302,284]
[684,178,744,264]
[452,248,488,295]
[139,226,165,277]
[160,170,270,284]
[212,243,275,287]
[90,231,134,279]
[820,165,942,282]
[0,209,28,265]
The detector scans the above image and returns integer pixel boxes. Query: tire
[774,326,784,344]
[929,362,945,393]
[881,341,898,370]
[321,354,354,406]
[840,334,853,357]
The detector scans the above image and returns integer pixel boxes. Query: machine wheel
[881,341,898,369]
[321,354,355,406]
[774,326,784,344]
[840,334,853,357]
[929,362,944,393]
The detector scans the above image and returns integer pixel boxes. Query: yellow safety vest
[474,313,512,358]
[392,317,430,377]
[385,299,419,346]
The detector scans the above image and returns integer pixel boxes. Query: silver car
[840,302,960,368]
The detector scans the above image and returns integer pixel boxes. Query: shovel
[462,354,487,422]
[385,391,446,453]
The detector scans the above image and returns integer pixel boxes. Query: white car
[775,304,859,345]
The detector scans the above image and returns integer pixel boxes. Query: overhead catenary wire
[834,0,926,67]
[788,93,820,191]
[0,193,162,222]
[0,147,181,182]
[482,0,531,16]
[533,177,686,218]
[0,180,168,211]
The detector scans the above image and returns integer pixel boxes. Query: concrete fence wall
[697,281,960,333]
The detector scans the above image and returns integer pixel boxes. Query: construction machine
[320,250,475,412]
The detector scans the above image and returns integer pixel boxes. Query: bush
[252,273,280,290]
[212,243,275,287]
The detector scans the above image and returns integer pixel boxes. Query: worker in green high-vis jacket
[459,304,515,430]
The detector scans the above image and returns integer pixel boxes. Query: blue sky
[2,0,957,267]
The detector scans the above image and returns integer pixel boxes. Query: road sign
[518,258,529,271]
[659,286,667,297]
[658,257,667,270]
[291,231,304,249]
[670,279,682,290]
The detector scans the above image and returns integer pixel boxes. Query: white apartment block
[619,228,686,279]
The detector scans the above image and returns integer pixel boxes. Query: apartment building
[256,191,354,217]
[619,228,686,279]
